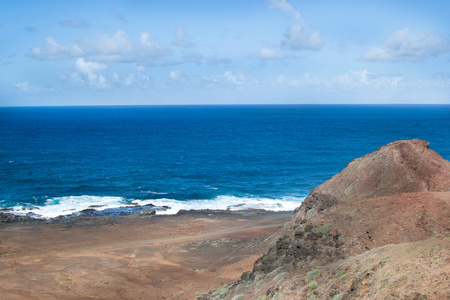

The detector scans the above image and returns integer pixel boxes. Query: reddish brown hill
[303,139,450,210]
[201,140,450,299]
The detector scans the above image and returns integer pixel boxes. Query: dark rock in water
[21,206,40,211]
[140,208,156,216]
[0,213,44,224]
[80,208,97,214]
[144,203,156,207]
[88,205,106,208]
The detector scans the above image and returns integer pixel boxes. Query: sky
[1,0,450,106]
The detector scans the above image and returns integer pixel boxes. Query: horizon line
[1,103,449,108]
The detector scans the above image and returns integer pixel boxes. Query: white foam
[7,195,304,219]
[9,196,127,219]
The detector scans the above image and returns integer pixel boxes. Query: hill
[200,139,450,299]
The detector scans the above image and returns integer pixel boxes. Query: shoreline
[1,195,303,220]
[0,207,295,224]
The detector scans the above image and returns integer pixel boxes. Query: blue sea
[1,105,449,218]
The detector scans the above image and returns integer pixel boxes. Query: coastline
[0,209,293,299]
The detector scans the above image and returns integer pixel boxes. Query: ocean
[1,105,449,218]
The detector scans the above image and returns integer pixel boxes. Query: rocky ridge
[200,140,450,299]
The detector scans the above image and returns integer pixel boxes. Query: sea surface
[1,105,449,218]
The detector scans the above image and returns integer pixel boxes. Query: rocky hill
[200,140,450,299]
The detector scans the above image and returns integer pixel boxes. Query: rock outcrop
[200,140,450,299]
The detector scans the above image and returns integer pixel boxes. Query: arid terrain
[0,211,292,299]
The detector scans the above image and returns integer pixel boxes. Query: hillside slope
[200,140,450,299]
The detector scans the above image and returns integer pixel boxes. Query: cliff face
[201,140,450,299]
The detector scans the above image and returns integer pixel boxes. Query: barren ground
[0,211,292,300]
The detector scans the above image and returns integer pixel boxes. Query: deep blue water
[1,105,449,217]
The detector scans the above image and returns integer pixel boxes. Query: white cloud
[74,58,109,88]
[223,71,246,85]
[206,52,232,65]
[31,30,171,63]
[31,36,82,60]
[336,70,403,88]
[363,28,450,62]
[15,81,55,93]
[259,48,279,60]
[172,27,194,48]
[64,63,147,89]
[282,25,322,51]
[265,1,322,56]
[276,73,319,87]
[170,70,181,80]
[202,71,257,87]
[182,50,203,64]
[124,74,134,86]
[268,0,301,21]
[257,48,295,60]
[59,17,90,28]
[15,81,39,92]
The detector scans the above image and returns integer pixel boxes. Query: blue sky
[1,0,450,106]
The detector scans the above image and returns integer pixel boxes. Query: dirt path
[0,211,292,299]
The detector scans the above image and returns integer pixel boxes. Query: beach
[0,210,292,299]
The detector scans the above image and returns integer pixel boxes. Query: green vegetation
[257,296,267,300]
[314,225,331,234]
[339,274,347,281]
[335,269,346,278]
[306,268,321,280]
[272,294,282,300]
[256,280,266,287]
[308,281,318,291]
[273,272,288,283]
[306,208,315,217]
[212,285,229,295]
[331,292,345,300]
[231,294,244,300]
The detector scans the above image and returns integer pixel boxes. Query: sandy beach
[0,211,292,299]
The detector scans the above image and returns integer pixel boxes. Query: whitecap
[7,195,304,219]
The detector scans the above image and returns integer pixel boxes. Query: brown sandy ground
[0,211,292,300]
